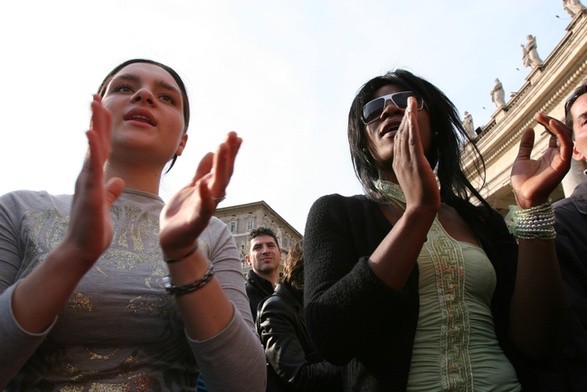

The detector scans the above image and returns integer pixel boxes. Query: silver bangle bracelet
[507,200,556,240]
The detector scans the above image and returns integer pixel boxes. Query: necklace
[374,179,406,211]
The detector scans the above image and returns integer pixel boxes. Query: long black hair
[348,69,489,209]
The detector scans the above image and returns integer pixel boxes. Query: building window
[229,220,237,234]
[277,235,283,250]
[246,219,254,232]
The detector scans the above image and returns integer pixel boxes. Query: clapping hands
[159,132,242,259]
[511,112,572,209]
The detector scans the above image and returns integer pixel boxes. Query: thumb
[105,177,125,207]
[193,152,214,184]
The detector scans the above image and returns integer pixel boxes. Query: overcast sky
[0,0,573,233]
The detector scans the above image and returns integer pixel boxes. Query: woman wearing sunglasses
[0,59,265,391]
[303,69,571,391]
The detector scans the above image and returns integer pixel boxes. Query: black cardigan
[302,193,544,391]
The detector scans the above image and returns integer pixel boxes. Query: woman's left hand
[510,113,572,209]
[159,132,242,259]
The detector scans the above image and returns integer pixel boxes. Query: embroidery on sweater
[19,199,196,390]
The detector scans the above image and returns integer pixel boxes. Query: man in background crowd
[245,227,281,321]
[554,82,587,392]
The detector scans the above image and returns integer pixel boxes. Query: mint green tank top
[406,217,521,392]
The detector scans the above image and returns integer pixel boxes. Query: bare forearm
[167,249,234,340]
[368,207,436,290]
[509,239,563,358]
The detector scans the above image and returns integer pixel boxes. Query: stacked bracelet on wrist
[162,262,215,296]
[506,200,556,240]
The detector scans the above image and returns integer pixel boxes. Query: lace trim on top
[374,179,406,205]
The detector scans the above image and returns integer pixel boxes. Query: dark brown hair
[248,227,280,249]
[565,82,587,132]
[282,240,304,291]
[97,59,190,171]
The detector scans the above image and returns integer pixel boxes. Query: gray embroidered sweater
[0,189,265,391]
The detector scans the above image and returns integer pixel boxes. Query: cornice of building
[464,12,587,175]
[460,11,587,211]
[216,200,302,237]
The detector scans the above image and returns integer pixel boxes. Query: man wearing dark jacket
[245,227,281,321]
[256,240,343,391]
[554,83,587,392]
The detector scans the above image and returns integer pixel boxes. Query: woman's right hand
[65,95,125,269]
[11,96,125,334]
[392,97,440,213]
[369,97,439,290]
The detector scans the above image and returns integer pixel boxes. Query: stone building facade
[463,9,587,214]
[214,201,302,274]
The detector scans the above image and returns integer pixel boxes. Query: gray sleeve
[0,192,57,387]
[189,218,266,392]
[0,284,56,388]
[0,192,22,292]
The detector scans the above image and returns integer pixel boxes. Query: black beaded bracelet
[162,263,215,296]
